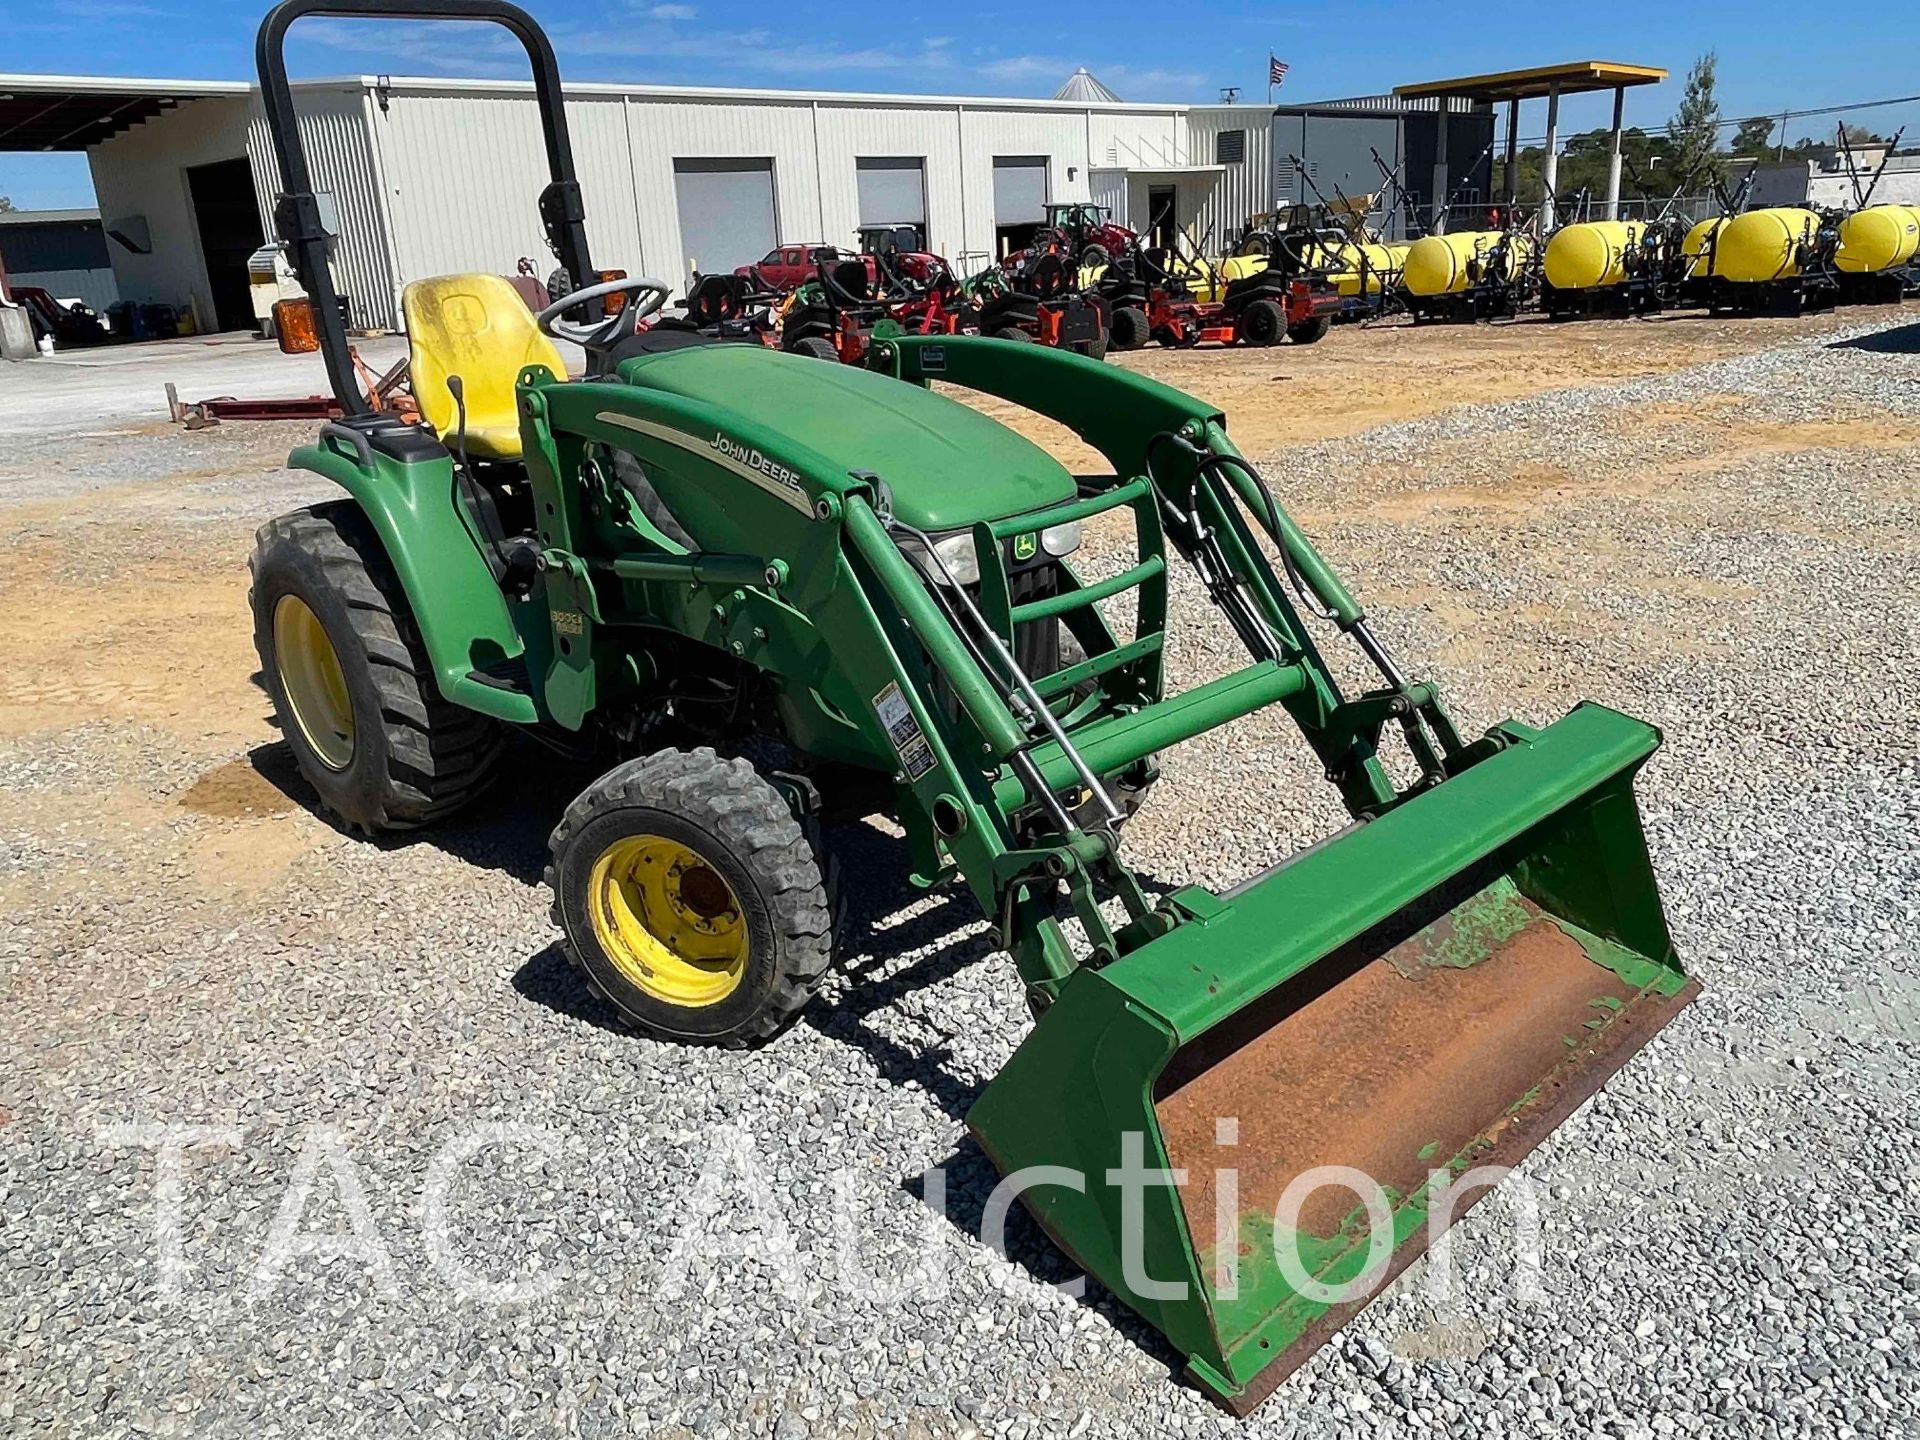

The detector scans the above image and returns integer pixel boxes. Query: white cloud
[978,54,1206,97]
[1103,64,1208,94]
[978,55,1060,82]
[553,23,960,77]
[292,16,524,67]
[290,14,1206,100]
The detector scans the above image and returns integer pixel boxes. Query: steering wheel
[536,275,672,348]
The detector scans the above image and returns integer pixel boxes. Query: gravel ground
[1,312,1916,1439]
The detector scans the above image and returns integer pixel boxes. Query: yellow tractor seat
[402,273,567,462]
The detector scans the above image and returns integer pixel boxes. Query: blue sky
[5,0,1918,209]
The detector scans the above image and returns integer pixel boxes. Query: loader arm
[865,334,1422,813]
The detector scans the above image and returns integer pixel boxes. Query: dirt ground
[954,305,1878,468]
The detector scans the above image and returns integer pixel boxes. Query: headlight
[900,518,1078,587]
[898,530,980,586]
[1040,520,1081,558]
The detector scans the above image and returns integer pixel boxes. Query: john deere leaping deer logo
[1012,532,1038,562]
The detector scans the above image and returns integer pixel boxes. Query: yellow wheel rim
[588,835,749,1007]
[273,594,355,771]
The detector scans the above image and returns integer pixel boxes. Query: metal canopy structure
[1393,61,1668,231]
[1396,62,1667,104]
[0,75,248,152]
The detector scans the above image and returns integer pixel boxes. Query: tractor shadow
[1830,321,1920,353]
[801,821,1181,1126]
[799,819,1003,1123]
[813,829,1189,1381]
[245,715,1188,1371]
[239,722,594,887]
[904,1133,1190,1385]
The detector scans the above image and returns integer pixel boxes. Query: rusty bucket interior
[967,705,1697,1413]
[1153,871,1695,1409]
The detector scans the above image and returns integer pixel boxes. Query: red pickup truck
[736,244,872,294]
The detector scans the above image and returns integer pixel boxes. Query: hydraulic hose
[1197,451,1344,625]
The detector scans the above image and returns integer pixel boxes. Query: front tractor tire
[249,502,503,833]
[547,748,833,1046]
[788,335,840,361]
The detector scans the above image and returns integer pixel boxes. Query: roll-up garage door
[673,158,777,279]
[856,157,927,230]
[992,156,1048,226]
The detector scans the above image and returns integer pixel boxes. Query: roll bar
[255,0,596,413]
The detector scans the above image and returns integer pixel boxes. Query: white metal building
[0,208,120,312]
[3,71,1284,335]
[1749,149,1920,210]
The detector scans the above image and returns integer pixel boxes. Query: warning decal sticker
[874,681,936,780]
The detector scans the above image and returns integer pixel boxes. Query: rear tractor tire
[249,502,503,833]
[1108,304,1150,351]
[989,325,1034,343]
[1287,314,1332,345]
[789,335,840,362]
[1240,298,1285,347]
[547,748,834,1046]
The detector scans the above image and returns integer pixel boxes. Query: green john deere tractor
[251,0,1696,1412]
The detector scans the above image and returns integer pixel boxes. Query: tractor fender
[287,436,538,724]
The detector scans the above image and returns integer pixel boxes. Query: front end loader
[251,0,1697,1414]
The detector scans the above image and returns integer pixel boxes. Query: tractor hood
[618,345,1077,531]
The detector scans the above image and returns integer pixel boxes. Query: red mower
[775,257,971,365]
[856,223,947,290]
[972,252,1108,358]
[1098,246,1338,350]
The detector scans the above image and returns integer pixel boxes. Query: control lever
[445,373,471,475]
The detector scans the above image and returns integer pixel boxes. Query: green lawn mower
[252,0,1697,1413]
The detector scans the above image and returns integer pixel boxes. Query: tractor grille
[926,559,1065,743]
[1009,561,1062,679]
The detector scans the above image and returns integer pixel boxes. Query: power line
[1505,91,1920,150]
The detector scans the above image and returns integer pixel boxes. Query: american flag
[1269,56,1289,88]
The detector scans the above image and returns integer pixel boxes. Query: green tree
[1496,127,1681,210]
[1666,52,1724,190]
[0,195,15,213]
[1732,116,1777,155]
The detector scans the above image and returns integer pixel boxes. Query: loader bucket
[967,703,1696,1413]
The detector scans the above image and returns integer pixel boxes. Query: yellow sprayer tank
[1543,220,1649,291]
[1185,254,1263,305]
[1321,239,1409,296]
[1681,217,1725,279]
[1714,207,1820,283]
[1402,230,1535,296]
[1835,204,1920,274]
